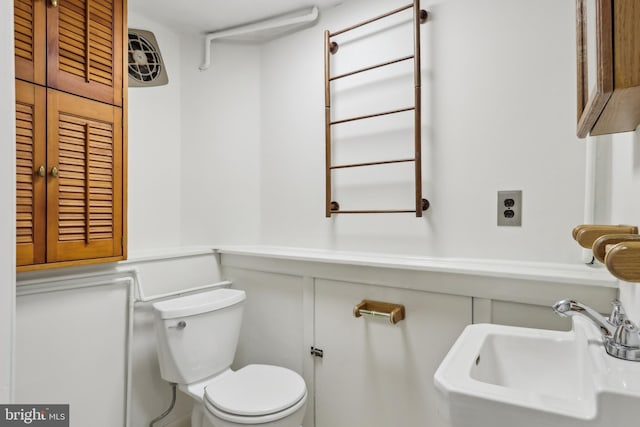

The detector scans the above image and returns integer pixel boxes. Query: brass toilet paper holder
[353,300,405,324]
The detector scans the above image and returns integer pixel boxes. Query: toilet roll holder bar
[353,300,405,324]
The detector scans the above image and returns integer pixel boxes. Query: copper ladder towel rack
[324,0,429,217]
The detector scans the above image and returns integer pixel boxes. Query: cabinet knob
[37,166,45,177]
[50,0,58,7]
[51,167,59,177]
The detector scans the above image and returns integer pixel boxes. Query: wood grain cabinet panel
[47,0,123,106]
[577,0,640,137]
[14,0,46,85]
[14,0,127,270]
[46,90,123,263]
[15,81,46,267]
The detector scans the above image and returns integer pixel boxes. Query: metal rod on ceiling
[199,5,319,71]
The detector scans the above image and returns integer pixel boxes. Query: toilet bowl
[152,288,307,427]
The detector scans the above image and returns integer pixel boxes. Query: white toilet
[152,288,307,427]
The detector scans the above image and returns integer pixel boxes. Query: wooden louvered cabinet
[46,90,123,263]
[14,0,46,85]
[15,80,46,266]
[14,0,127,270]
[14,0,123,106]
[15,84,124,269]
[47,0,123,106]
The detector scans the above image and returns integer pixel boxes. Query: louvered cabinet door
[47,0,123,106]
[47,89,123,263]
[16,81,47,266]
[14,0,46,85]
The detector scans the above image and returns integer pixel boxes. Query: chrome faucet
[552,299,618,337]
[553,299,640,362]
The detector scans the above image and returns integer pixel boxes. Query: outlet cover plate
[497,190,522,226]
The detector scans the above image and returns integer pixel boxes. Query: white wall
[0,0,16,402]
[258,0,585,263]
[602,128,640,322]
[608,130,640,226]
[127,11,183,252]
[128,0,589,262]
[179,39,262,247]
[127,7,264,250]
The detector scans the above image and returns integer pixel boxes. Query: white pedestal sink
[434,318,640,427]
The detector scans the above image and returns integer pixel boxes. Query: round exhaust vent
[128,29,168,87]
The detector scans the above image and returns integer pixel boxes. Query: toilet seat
[203,364,306,424]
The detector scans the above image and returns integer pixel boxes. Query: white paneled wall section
[16,250,224,427]
[219,249,617,427]
[15,279,132,427]
[0,0,16,402]
[10,245,620,427]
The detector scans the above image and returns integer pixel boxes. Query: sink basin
[470,330,590,403]
[434,318,640,427]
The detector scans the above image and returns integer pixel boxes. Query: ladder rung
[330,3,414,37]
[330,55,414,81]
[331,107,415,125]
[330,158,415,170]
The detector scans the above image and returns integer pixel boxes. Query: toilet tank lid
[152,288,246,319]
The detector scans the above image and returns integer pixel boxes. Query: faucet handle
[609,299,627,326]
[605,320,640,361]
[612,320,640,348]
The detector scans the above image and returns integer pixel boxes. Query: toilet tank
[152,288,246,384]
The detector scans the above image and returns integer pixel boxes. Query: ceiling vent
[127,29,169,87]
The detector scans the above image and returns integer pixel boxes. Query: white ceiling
[129,0,344,34]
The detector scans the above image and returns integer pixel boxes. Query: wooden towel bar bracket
[606,241,640,282]
[572,224,638,249]
[571,223,640,282]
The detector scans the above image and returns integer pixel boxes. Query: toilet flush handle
[168,320,186,330]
